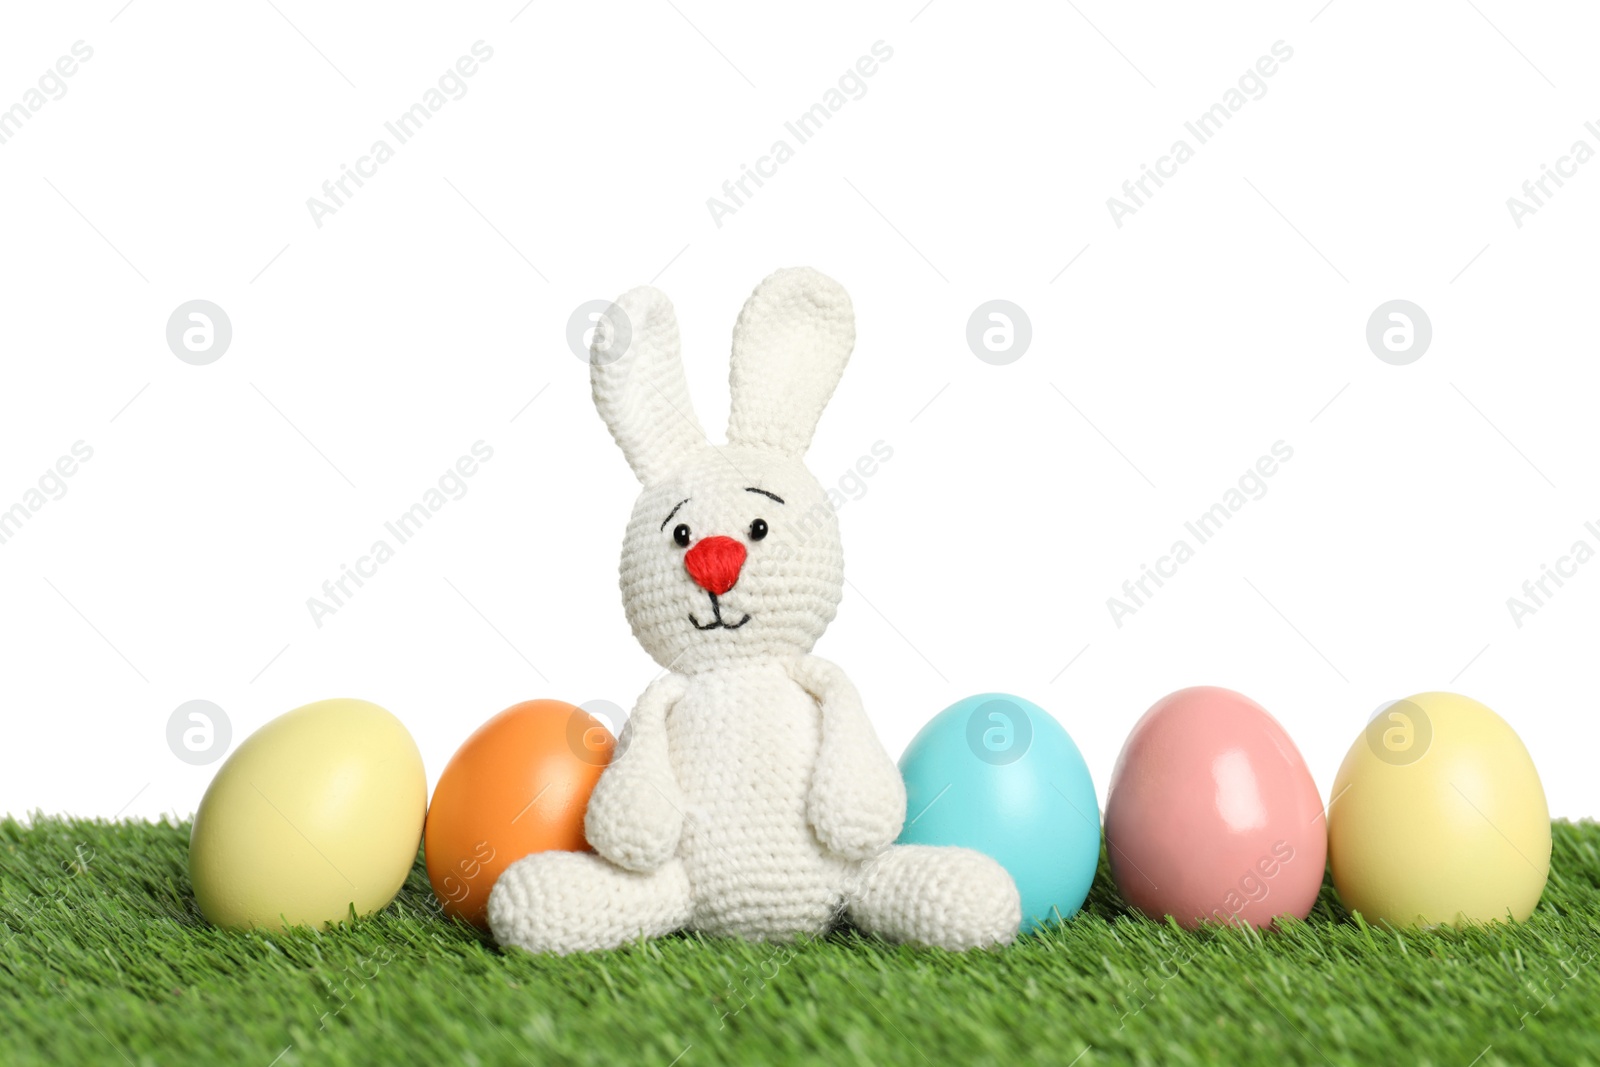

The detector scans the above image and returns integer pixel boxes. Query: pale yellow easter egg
[1329,691,1549,928]
[189,698,426,931]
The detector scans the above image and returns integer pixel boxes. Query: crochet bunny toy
[487,267,1021,954]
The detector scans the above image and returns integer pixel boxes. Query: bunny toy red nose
[684,536,746,596]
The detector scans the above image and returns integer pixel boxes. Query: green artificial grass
[2,818,1598,1066]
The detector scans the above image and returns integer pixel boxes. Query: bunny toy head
[592,268,855,675]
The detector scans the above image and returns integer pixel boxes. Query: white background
[1,0,1595,821]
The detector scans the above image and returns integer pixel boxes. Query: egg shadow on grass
[175,841,497,943]
[392,847,498,948]
[1026,841,1356,940]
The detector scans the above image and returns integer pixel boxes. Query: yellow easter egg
[1328,691,1549,927]
[189,697,426,931]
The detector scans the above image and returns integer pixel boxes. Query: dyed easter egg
[1329,691,1549,927]
[189,698,427,931]
[1104,686,1325,929]
[896,693,1100,932]
[424,699,613,927]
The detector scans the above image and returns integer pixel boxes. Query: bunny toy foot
[848,845,1021,951]
[487,267,1022,956]
[488,851,691,956]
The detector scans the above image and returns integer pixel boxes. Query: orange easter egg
[423,699,614,927]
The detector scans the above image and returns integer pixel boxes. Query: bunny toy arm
[788,655,906,861]
[582,673,689,872]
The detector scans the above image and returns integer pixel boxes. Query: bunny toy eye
[748,519,768,541]
[673,523,692,547]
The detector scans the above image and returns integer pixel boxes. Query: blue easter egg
[896,692,1100,933]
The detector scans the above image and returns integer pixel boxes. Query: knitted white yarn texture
[487,267,1021,956]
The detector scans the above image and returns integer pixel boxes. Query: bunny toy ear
[726,267,855,457]
[591,285,707,485]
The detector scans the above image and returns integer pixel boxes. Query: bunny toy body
[487,268,1021,955]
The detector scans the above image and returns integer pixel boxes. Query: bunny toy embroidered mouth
[688,592,749,631]
[486,267,1022,955]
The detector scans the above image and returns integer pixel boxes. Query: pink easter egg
[1104,686,1326,929]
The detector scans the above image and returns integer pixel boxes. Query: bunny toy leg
[489,678,694,956]
[847,844,1021,951]
[488,851,692,956]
